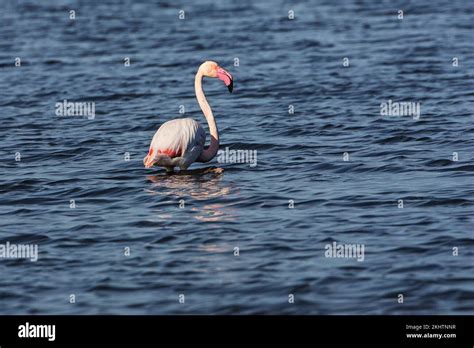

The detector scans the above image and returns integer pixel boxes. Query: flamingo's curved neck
[195,70,219,162]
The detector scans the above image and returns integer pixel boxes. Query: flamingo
[143,61,233,172]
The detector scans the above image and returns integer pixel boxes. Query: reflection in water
[145,167,236,222]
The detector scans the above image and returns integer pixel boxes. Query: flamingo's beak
[217,67,233,93]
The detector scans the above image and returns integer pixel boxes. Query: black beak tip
[228,80,233,93]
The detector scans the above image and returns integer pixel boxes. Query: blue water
[0,0,473,314]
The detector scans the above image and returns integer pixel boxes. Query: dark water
[0,0,473,314]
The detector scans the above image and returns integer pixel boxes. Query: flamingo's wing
[147,118,206,169]
[179,124,206,169]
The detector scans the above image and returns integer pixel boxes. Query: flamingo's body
[144,61,233,171]
[147,118,206,169]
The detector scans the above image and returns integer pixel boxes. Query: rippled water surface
[0,0,473,314]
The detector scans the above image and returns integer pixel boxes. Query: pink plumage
[143,61,233,171]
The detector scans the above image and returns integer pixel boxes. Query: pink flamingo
[143,61,233,172]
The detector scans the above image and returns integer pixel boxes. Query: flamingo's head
[200,61,233,93]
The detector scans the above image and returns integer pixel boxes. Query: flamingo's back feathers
[146,118,206,169]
